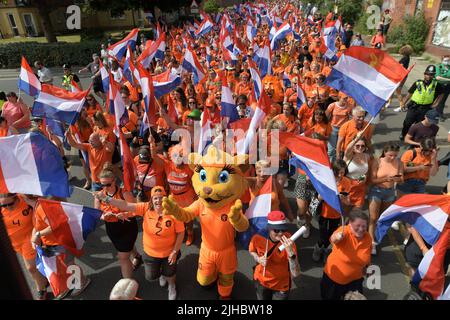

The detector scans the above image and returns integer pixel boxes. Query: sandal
[132,254,143,271]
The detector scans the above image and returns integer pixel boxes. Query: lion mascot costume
[162,145,249,299]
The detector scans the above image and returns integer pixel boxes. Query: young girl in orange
[272,103,300,134]
[312,160,351,263]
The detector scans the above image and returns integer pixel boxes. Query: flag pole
[263,237,268,277]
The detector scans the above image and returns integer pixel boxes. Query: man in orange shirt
[65,131,114,191]
[326,93,352,162]
[321,210,372,300]
[0,193,48,299]
[336,106,374,160]
[249,211,300,300]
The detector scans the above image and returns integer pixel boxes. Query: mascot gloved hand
[162,146,249,299]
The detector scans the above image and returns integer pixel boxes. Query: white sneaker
[302,225,311,239]
[394,107,402,112]
[159,275,167,287]
[168,284,177,300]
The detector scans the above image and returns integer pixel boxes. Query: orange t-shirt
[401,148,433,182]
[186,200,237,252]
[98,187,129,222]
[34,203,60,247]
[134,203,185,258]
[338,120,374,152]
[273,114,300,134]
[156,116,170,131]
[298,103,317,130]
[1,197,34,246]
[250,233,296,291]
[94,126,116,145]
[306,119,332,139]
[122,110,139,134]
[324,225,372,285]
[124,81,139,102]
[321,176,352,219]
[133,154,166,190]
[326,103,352,128]
[82,143,113,183]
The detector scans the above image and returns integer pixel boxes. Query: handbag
[136,164,151,202]
[308,194,323,218]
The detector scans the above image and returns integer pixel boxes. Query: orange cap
[151,186,166,197]
[205,96,215,107]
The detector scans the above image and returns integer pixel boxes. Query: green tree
[203,0,219,14]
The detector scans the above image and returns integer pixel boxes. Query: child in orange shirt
[312,160,351,263]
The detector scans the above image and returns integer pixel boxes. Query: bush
[203,0,219,14]
[0,41,100,69]
[388,13,430,53]
[80,28,106,42]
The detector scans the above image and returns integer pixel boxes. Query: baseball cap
[138,148,151,163]
[425,109,439,124]
[150,186,166,197]
[187,108,202,120]
[266,211,289,231]
[63,64,71,69]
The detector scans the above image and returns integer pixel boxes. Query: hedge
[0,41,100,69]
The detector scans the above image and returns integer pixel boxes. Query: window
[110,11,126,20]
[431,0,450,48]
[22,13,37,37]
[7,13,19,36]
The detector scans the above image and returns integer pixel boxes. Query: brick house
[384,0,450,56]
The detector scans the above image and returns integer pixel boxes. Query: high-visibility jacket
[411,80,437,105]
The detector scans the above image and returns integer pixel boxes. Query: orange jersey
[186,200,237,252]
[98,187,128,222]
[94,126,116,145]
[133,154,166,190]
[338,120,374,152]
[321,177,351,219]
[306,120,332,139]
[297,103,317,130]
[134,203,185,258]
[273,114,300,134]
[1,197,34,246]
[121,110,139,134]
[250,233,296,291]
[326,103,352,128]
[401,149,433,182]
[163,161,196,207]
[83,143,113,183]
[324,225,372,285]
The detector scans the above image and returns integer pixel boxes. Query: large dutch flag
[297,82,307,109]
[136,63,157,125]
[279,132,342,215]
[99,60,110,93]
[108,76,129,135]
[239,175,273,248]
[325,46,409,117]
[254,39,272,79]
[197,108,213,155]
[36,198,102,256]
[36,246,69,297]
[412,225,450,300]
[0,133,71,198]
[123,45,138,85]
[248,59,263,101]
[229,118,251,156]
[32,84,89,125]
[246,18,257,43]
[108,28,139,61]
[376,194,450,245]
[320,20,339,62]
[153,69,182,99]
[18,56,41,97]
[270,20,290,48]
[182,46,206,85]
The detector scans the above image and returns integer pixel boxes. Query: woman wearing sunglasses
[94,162,142,279]
[249,211,300,300]
[95,186,184,300]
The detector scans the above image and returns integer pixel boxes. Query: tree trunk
[37,5,57,43]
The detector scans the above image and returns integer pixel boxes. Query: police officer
[400,65,444,141]
[62,64,82,91]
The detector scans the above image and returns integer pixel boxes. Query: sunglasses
[0,198,16,208]
[272,229,284,234]
[101,183,113,187]
[355,145,366,149]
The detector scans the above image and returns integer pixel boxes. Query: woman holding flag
[94,163,142,279]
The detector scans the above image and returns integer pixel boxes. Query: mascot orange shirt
[162,146,249,299]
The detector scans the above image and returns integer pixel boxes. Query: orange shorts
[198,245,237,276]
[349,179,367,208]
[13,241,36,260]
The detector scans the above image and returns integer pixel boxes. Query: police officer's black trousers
[401,104,431,138]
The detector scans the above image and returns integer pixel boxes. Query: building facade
[0,0,145,39]
[384,0,450,56]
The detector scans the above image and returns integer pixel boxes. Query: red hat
[267,211,288,230]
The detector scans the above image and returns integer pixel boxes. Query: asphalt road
[1,55,449,300]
